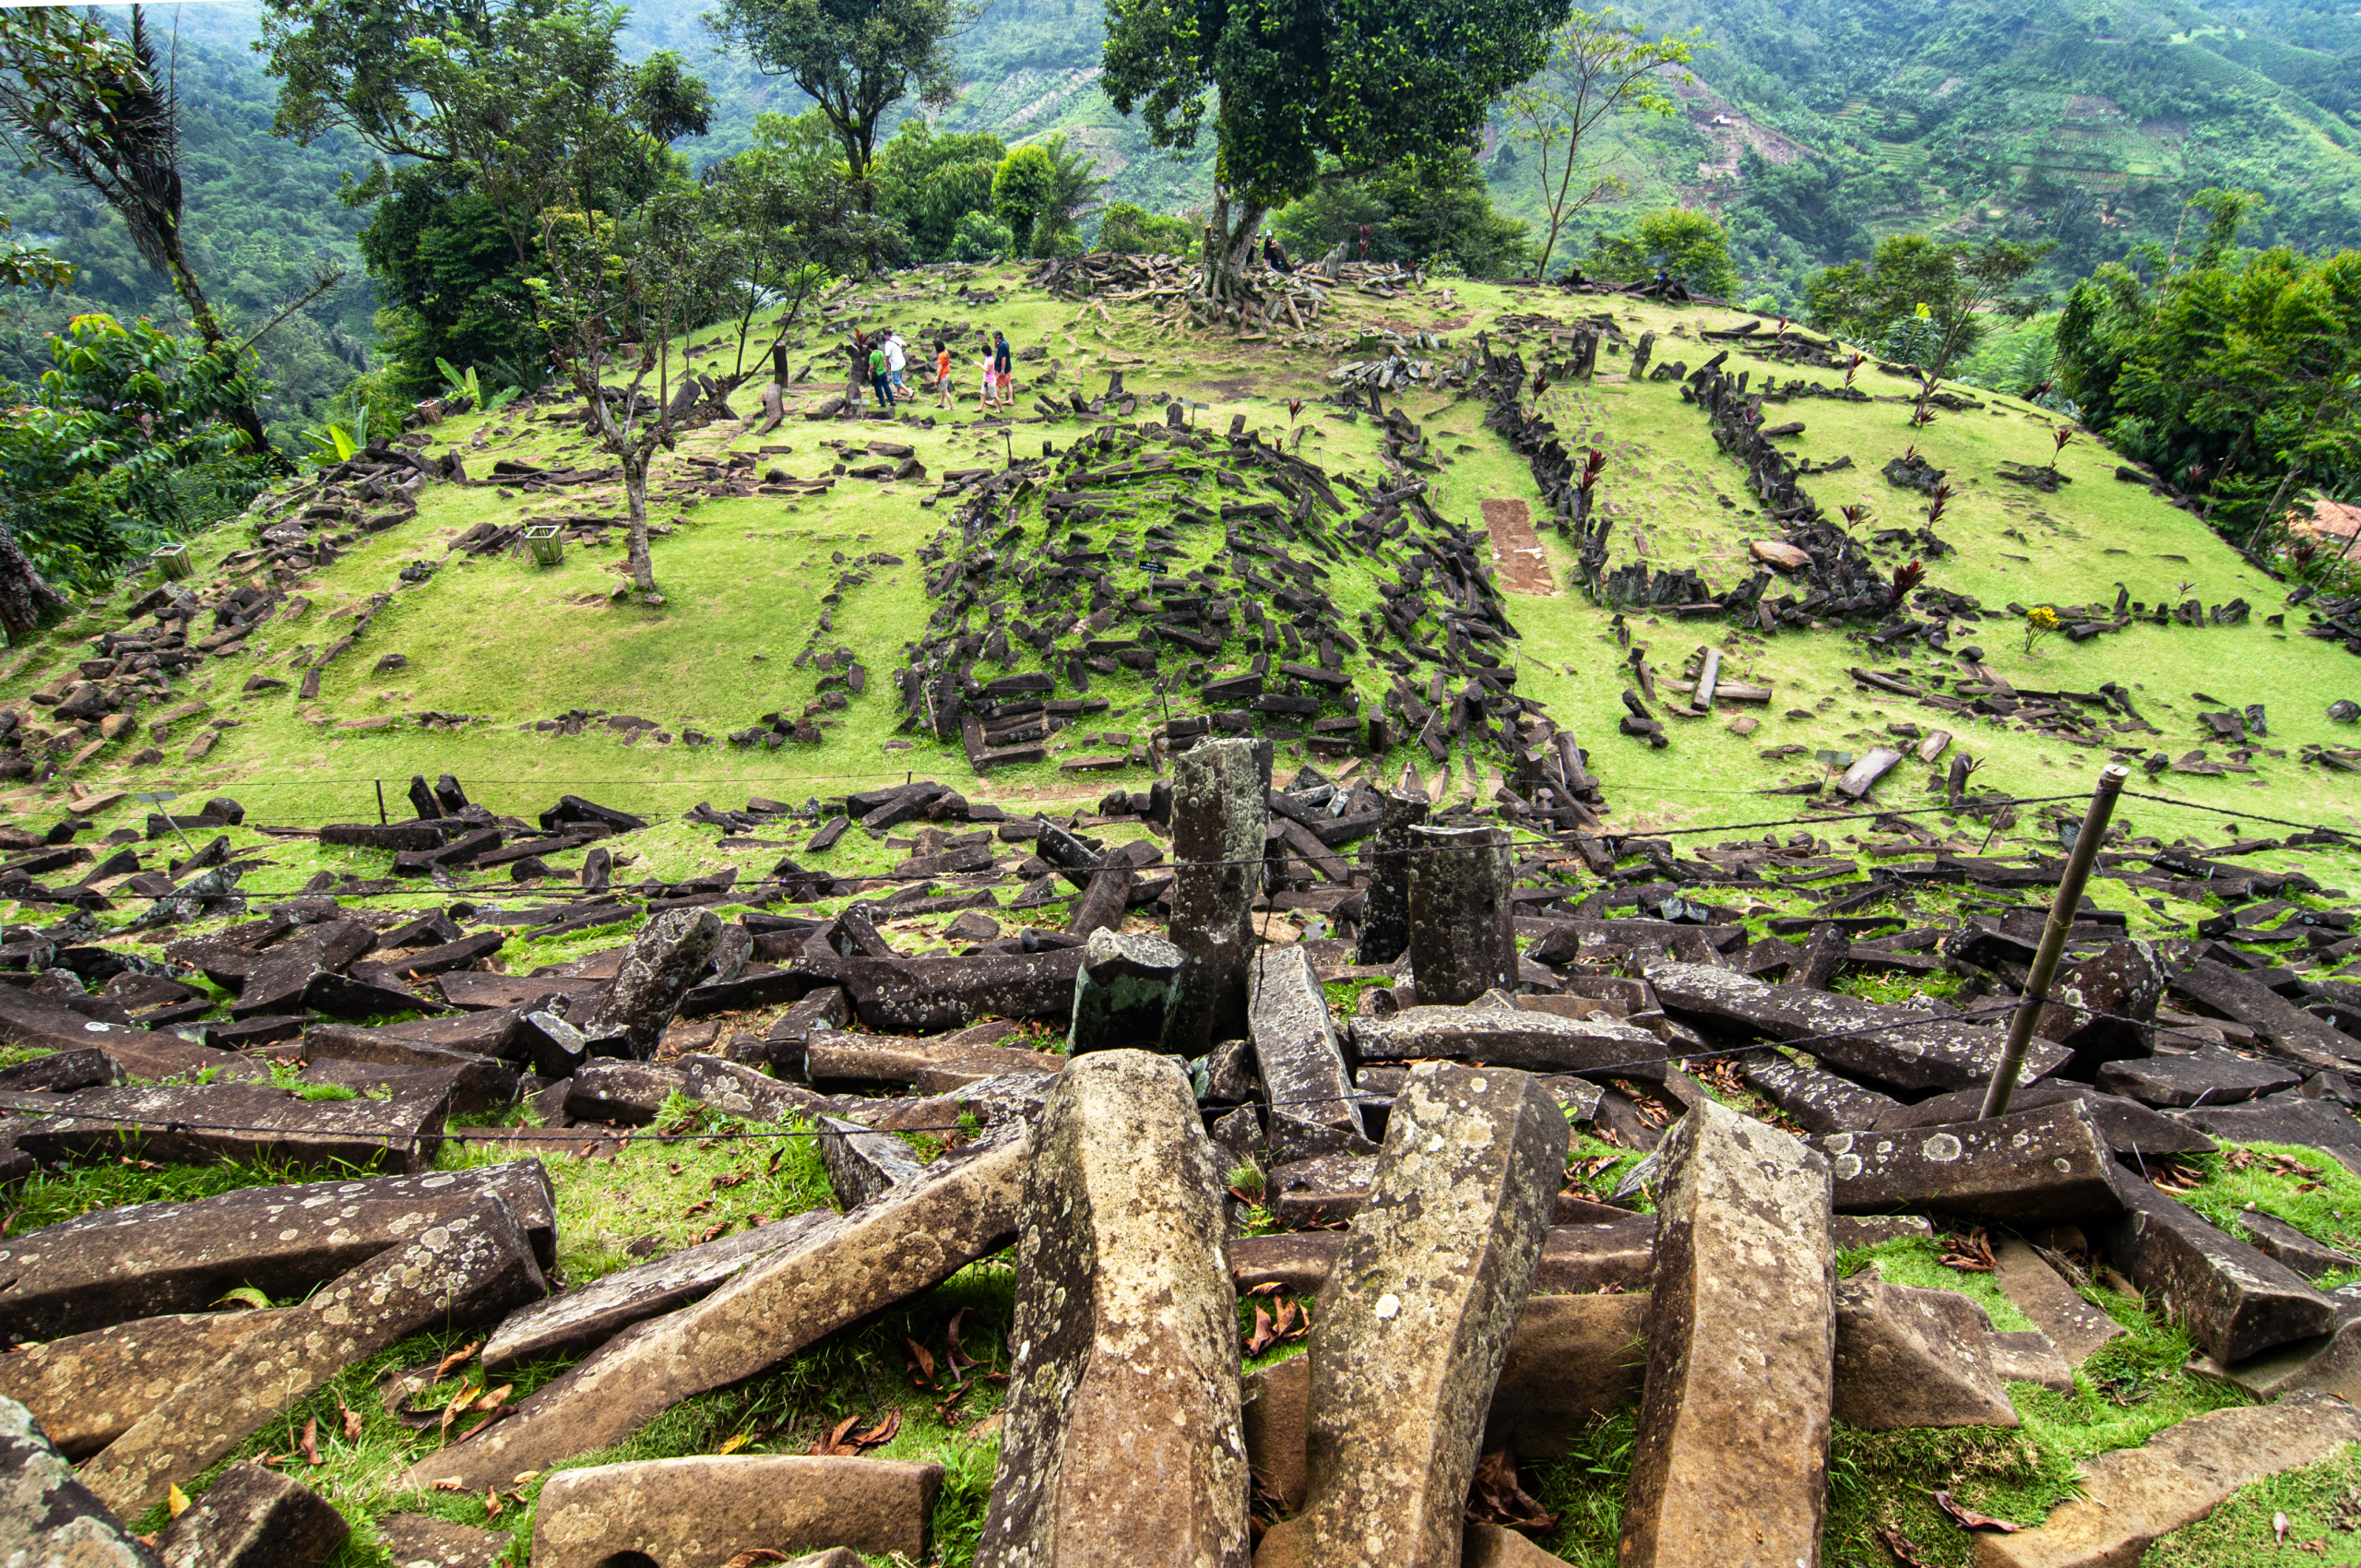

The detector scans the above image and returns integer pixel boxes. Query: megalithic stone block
[1354,789,1428,966]
[1619,1098,1834,1568]
[154,1461,350,1568]
[1247,944,1371,1162]
[1973,1396,2361,1568]
[0,1394,160,1568]
[574,907,723,1058]
[396,1126,1029,1494]
[0,1309,291,1458]
[83,1193,548,1519]
[1831,1279,2018,1431]
[1254,1062,1566,1568]
[2036,938,2167,1073]
[0,1159,556,1344]
[1068,927,1183,1055]
[977,1051,1248,1568]
[1167,739,1269,1055]
[1817,1100,2124,1225]
[1405,824,1514,1006]
[531,1455,944,1567]
[2101,1174,2334,1364]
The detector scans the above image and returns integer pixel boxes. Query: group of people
[845,326,1016,414]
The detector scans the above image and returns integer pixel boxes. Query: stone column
[1353,788,1429,966]
[1619,1099,1834,1568]
[1405,824,1513,1005]
[1167,738,1269,1055]
[977,1051,1249,1567]
[1255,1062,1565,1568]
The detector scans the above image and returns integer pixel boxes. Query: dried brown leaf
[433,1342,481,1379]
[1933,1491,2022,1532]
[300,1416,320,1467]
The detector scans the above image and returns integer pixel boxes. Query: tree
[704,147,907,380]
[2055,198,2361,545]
[1025,132,1106,257]
[0,6,287,469]
[394,0,720,601]
[705,0,969,207]
[1273,150,1531,278]
[1501,9,1698,281]
[1804,232,2052,379]
[0,314,270,636]
[259,0,563,163]
[1100,0,1572,301]
[318,1,710,393]
[873,117,1003,259]
[530,195,718,605]
[1097,201,1194,255]
[1588,208,1738,298]
[991,143,1056,257]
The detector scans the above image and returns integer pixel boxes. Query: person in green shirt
[868,342,895,410]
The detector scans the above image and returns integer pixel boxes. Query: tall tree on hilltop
[705,0,970,208]
[1501,9,1701,282]
[1100,0,1573,302]
[0,6,287,469]
[402,1,718,602]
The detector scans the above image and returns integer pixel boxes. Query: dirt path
[1482,497,1557,595]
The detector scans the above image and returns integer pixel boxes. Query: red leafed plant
[1890,557,1927,606]
[1577,447,1606,502]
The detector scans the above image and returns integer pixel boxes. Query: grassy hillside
[13,269,2361,1568]
[6,265,2356,878]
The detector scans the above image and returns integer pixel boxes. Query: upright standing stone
[1619,1099,1834,1568]
[1248,945,1372,1162]
[1167,739,1268,1055]
[1354,789,1429,966]
[1068,928,1183,1055]
[575,908,724,1058]
[977,1051,1248,1568]
[1254,1063,1566,1568]
[1405,825,1514,1006]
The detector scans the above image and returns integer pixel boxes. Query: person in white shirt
[884,332,908,399]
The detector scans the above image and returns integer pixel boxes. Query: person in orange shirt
[934,339,954,409]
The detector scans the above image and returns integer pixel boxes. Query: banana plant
[299,402,367,463]
[435,358,521,413]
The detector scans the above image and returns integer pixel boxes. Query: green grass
[11,268,2361,1565]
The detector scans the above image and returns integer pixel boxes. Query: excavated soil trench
[1483,497,1557,595]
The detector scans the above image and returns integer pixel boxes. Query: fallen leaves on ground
[1933,1491,2022,1532]
[1463,1450,1556,1530]
[1939,1228,1998,1273]
[808,1408,900,1456]
[1877,1525,1933,1565]
[434,1342,481,1379]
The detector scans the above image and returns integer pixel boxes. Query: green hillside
[6,267,2355,883]
[10,267,2361,1568]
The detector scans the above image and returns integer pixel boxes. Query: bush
[1586,209,1738,297]
[950,210,1014,263]
[1096,201,1195,256]
[1270,149,1530,279]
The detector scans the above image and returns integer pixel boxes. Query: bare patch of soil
[1483,497,1557,595]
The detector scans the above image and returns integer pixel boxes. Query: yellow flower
[2029,606,2059,629]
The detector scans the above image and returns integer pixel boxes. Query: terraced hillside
[13,266,2361,1568]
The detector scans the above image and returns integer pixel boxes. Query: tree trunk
[1197,185,1267,304]
[165,248,284,470]
[620,446,658,599]
[0,523,67,644]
